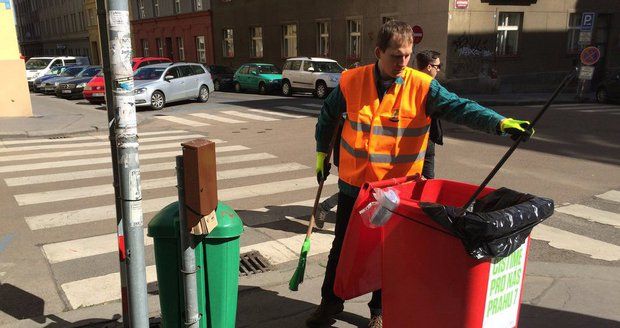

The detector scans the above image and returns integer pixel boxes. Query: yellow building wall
[0,0,33,117]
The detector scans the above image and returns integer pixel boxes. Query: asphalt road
[0,90,618,325]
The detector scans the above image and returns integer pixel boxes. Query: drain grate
[239,251,272,276]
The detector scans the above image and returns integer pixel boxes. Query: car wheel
[197,85,209,103]
[234,82,242,93]
[282,80,292,96]
[315,81,328,99]
[150,91,166,110]
[214,80,221,91]
[259,82,267,95]
[596,88,608,103]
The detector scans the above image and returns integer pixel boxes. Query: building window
[567,13,581,53]
[142,39,149,56]
[174,0,181,13]
[194,0,202,11]
[196,36,206,63]
[222,28,234,57]
[177,37,185,60]
[250,26,263,58]
[153,0,159,17]
[347,19,361,60]
[156,38,163,57]
[317,21,329,57]
[282,23,297,58]
[137,0,145,19]
[496,12,522,56]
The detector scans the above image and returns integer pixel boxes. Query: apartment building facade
[130,0,214,64]
[211,0,620,92]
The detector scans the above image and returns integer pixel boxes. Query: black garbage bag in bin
[420,187,554,259]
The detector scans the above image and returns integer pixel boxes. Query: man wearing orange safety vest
[309,20,533,328]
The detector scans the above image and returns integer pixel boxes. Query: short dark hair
[415,50,441,69]
[376,20,413,51]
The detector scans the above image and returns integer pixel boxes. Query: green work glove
[500,118,535,141]
[316,152,331,183]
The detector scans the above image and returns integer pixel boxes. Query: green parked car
[233,63,282,94]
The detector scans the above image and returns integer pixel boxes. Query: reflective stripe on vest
[338,64,433,187]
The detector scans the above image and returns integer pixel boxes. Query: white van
[25,56,90,87]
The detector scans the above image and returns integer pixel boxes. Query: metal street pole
[102,0,149,326]
[175,156,200,328]
[95,1,130,326]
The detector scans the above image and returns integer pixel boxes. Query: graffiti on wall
[450,33,500,92]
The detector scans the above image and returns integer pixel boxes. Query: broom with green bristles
[289,118,342,291]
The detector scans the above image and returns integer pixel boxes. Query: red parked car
[83,57,172,104]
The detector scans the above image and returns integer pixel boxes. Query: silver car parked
[133,62,214,110]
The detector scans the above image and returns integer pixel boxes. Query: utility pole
[101,0,149,326]
[95,0,130,326]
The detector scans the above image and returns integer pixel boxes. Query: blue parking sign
[580,12,595,31]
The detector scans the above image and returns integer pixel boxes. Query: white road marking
[189,113,246,123]
[221,110,280,121]
[61,266,158,309]
[556,204,620,228]
[0,145,248,173]
[0,133,204,153]
[531,224,620,261]
[247,109,306,118]
[15,163,309,205]
[240,232,334,266]
[0,138,219,162]
[155,115,210,126]
[43,231,153,264]
[25,175,338,230]
[596,190,620,203]
[276,106,320,115]
[0,130,186,147]
[5,152,277,186]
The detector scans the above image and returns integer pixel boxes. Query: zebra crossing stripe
[60,228,336,309]
[0,138,220,163]
[25,175,338,230]
[0,133,206,153]
[247,109,306,118]
[0,145,248,173]
[5,153,277,186]
[43,197,329,264]
[155,115,211,126]
[190,113,246,123]
[596,190,620,203]
[15,163,309,205]
[43,230,153,264]
[556,204,620,228]
[61,266,158,310]
[276,106,320,115]
[221,110,280,121]
[531,224,620,261]
[0,130,187,146]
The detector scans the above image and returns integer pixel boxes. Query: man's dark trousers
[320,191,382,314]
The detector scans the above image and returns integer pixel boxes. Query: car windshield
[61,67,85,76]
[26,58,52,69]
[258,65,281,74]
[78,67,100,77]
[134,67,166,80]
[211,66,234,74]
[313,62,344,73]
[49,67,63,75]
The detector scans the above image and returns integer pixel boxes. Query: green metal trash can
[148,201,244,328]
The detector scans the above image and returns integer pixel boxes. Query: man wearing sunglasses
[415,50,443,180]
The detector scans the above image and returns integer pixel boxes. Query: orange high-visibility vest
[338,64,432,187]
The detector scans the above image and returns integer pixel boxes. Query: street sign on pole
[580,46,601,66]
[580,12,596,31]
[578,66,595,80]
[412,25,423,44]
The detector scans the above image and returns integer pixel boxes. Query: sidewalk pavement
[3,258,619,328]
[0,92,590,139]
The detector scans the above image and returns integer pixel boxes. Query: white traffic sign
[579,66,595,80]
[580,12,596,31]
